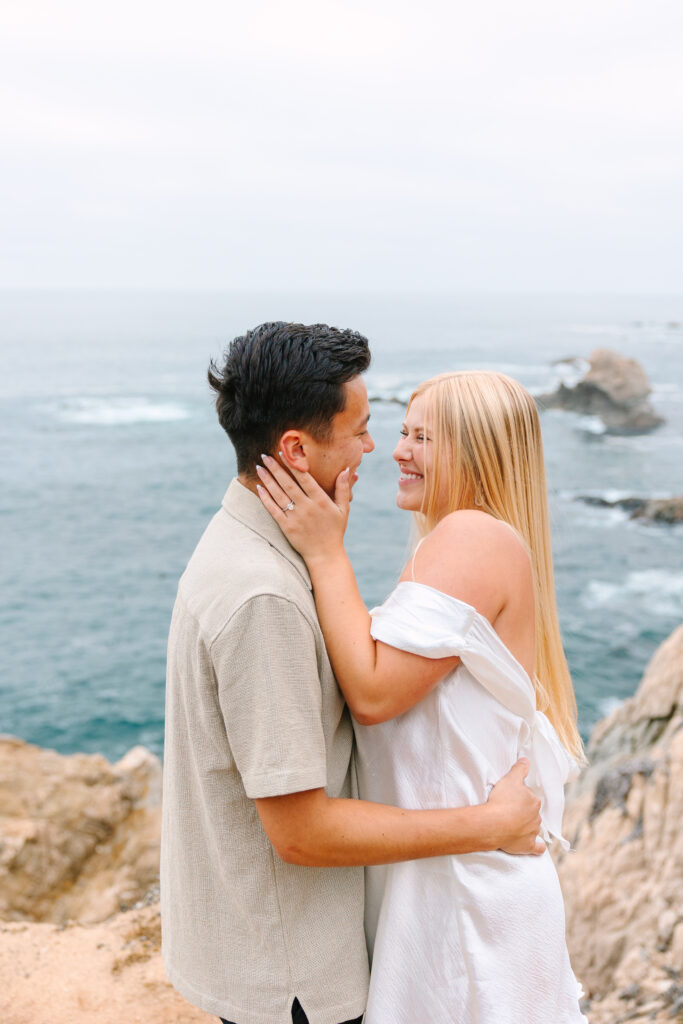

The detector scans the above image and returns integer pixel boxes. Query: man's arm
[255,758,545,866]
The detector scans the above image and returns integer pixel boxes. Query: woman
[256,371,587,1024]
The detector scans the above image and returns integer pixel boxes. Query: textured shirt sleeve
[212,594,328,799]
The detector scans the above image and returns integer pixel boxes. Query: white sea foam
[59,398,191,425]
[598,696,625,718]
[367,364,553,404]
[582,570,683,618]
[574,489,642,503]
[573,506,631,528]
[549,357,591,389]
[575,415,607,435]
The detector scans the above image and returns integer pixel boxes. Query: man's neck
[237,473,259,496]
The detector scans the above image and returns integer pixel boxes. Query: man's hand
[487,758,546,856]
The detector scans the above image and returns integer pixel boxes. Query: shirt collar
[221,478,312,590]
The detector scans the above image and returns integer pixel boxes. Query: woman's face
[393,394,447,516]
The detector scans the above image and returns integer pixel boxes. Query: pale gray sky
[2,0,682,291]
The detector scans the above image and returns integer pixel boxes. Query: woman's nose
[393,437,408,462]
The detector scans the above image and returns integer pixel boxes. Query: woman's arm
[256,456,459,723]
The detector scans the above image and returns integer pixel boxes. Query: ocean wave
[574,415,608,435]
[582,570,683,618]
[586,490,675,503]
[566,489,649,503]
[367,364,559,405]
[547,357,591,389]
[367,388,412,405]
[598,696,625,718]
[57,398,191,425]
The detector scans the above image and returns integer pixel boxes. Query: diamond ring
[282,501,295,513]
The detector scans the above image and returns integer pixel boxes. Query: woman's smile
[398,469,424,486]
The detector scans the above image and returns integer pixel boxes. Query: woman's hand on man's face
[255,454,350,563]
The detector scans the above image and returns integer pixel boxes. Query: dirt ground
[0,905,214,1024]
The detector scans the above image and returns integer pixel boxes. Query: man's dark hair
[208,322,371,474]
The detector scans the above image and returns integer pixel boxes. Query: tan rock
[0,738,161,924]
[582,348,652,405]
[555,623,683,1023]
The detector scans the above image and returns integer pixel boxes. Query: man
[161,322,542,1024]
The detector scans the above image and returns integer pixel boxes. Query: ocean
[1,290,682,761]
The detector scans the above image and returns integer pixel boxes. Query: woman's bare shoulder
[409,510,532,622]
[434,509,528,551]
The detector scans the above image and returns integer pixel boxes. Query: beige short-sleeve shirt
[161,480,369,1024]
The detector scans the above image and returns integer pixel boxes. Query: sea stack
[539,348,665,434]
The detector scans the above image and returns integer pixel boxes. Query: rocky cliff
[1,624,681,1023]
[0,739,211,1022]
[554,624,683,1023]
[0,739,162,925]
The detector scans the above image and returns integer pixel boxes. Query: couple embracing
[160,322,588,1024]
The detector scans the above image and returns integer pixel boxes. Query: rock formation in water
[1,622,682,1022]
[538,348,665,434]
[554,623,683,1024]
[577,495,683,524]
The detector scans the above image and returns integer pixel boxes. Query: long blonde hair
[410,371,584,761]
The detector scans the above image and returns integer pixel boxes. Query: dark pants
[220,998,363,1024]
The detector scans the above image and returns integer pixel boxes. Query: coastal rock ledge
[1,625,682,1023]
[0,739,211,1023]
[539,348,665,434]
[554,623,683,1024]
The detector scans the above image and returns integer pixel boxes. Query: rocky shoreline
[1,624,682,1023]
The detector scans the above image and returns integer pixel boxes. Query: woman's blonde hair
[410,370,584,761]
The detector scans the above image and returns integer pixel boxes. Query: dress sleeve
[370,583,476,658]
[212,595,328,799]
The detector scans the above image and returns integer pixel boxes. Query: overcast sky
[1,0,682,291]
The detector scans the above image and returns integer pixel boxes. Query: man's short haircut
[208,322,371,474]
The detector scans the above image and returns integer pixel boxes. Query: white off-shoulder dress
[354,581,587,1024]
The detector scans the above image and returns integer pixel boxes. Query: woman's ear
[278,430,311,472]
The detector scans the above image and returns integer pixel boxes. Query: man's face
[305,376,375,499]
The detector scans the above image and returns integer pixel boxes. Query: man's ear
[278,430,312,472]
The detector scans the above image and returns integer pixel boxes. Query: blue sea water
[1,290,682,761]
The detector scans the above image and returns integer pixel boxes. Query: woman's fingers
[269,453,322,502]
[254,464,296,511]
[255,480,289,523]
[333,467,351,512]
[259,454,303,500]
